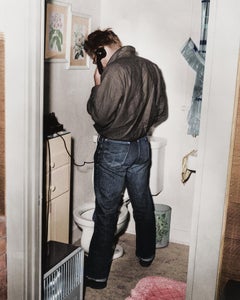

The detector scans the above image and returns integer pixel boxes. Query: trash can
[154,204,171,248]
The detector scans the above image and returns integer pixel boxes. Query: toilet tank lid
[148,136,167,148]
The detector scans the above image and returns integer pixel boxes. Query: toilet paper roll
[187,152,197,171]
[181,150,197,183]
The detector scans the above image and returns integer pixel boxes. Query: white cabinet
[46,132,71,243]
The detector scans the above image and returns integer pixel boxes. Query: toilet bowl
[73,201,129,259]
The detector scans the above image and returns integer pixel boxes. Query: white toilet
[73,136,166,259]
[74,201,129,259]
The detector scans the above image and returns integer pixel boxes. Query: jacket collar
[108,46,136,64]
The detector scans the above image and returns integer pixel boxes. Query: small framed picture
[45,1,71,62]
[66,13,91,69]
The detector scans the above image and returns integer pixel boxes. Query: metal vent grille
[44,247,84,300]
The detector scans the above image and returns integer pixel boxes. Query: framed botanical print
[45,1,71,62]
[67,13,91,69]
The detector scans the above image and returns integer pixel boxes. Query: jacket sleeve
[87,65,124,128]
[152,68,168,126]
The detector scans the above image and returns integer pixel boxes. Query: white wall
[46,0,101,242]
[48,0,205,246]
[101,0,202,244]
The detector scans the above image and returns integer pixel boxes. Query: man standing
[84,28,168,289]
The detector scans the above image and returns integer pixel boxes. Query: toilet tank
[149,136,167,195]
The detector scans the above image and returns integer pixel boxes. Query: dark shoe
[138,257,154,267]
[84,277,107,289]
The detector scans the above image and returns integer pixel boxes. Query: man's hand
[94,68,101,85]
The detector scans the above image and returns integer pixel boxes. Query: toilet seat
[73,201,129,260]
[81,210,94,220]
[74,201,128,227]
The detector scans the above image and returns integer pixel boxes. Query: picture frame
[45,1,71,62]
[66,13,91,69]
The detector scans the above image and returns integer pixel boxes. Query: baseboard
[170,228,190,245]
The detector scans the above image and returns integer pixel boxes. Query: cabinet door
[48,192,70,243]
[46,132,71,243]
[47,164,70,200]
[47,133,71,169]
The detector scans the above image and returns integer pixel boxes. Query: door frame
[5,0,44,298]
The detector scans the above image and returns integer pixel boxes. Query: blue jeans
[86,136,156,281]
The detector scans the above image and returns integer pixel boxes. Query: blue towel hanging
[181,0,210,137]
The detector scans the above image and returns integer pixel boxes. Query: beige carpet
[82,233,189,300]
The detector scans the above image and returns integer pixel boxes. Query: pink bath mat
[125,276,186,300]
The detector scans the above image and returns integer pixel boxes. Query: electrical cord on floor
[55,132,94,167]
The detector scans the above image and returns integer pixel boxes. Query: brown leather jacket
[87,46,168,141]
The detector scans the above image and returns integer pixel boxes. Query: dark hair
[84,28,122,57]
